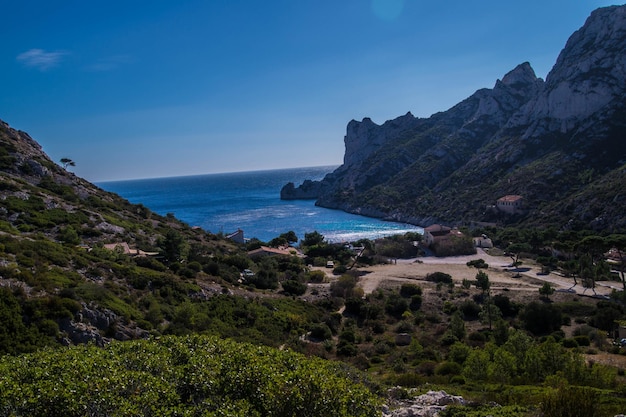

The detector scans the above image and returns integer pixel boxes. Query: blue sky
[1,1,620,182]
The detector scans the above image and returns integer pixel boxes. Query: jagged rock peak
[350,112,415,128]
[500,62,539,86]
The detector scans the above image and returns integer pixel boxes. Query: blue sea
[98,166,422,243]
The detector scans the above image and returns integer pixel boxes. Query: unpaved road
[355,249,616,297]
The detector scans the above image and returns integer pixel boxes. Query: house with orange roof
[423,224,453,247]
[496,195,524,214]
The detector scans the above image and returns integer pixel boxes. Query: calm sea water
[98,166,422,243]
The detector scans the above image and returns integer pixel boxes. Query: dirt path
[355,249,614,297]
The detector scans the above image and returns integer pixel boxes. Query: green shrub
[309,323,332,341]
[468,331,487,342]
[562,338,579,348]
[333,265,348,275]
[435,361,462,376]
[409,294,422,311]
[573,335,590,346]
[417,360,437,376]
[520,302,562,335]
[307,270,326,283]
[460,300,481,320]
[0,335,381,416]
[426,271,453,284]
[449,375,466,385]
[466,258,488,269]
[282,280,307,296]
[385,293,409,318]
[400,283,422,297]
[541,386,600,417]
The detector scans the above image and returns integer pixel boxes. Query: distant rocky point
[282,5,626,232]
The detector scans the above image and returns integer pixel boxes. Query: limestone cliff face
[505,6,626,136]
[282,5,626,232]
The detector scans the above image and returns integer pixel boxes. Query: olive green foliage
[300,232,353,265]
[466,258,488,269]
[267,230,298,247]
[159,229,188,263]
[330,274,361,298]
[431,234,476,257]
[164,296,325,346]
[426,271,453,284]
[520,302,563,335]
[0,335,380,417]
[307,269,326,283]
[492,294,519,318]
[589,301,624,331]
[399,283,422,297]
[539,282,555,298]
[541,386,600,417]
[374,233,419,259]
[0,287,57,355]
[475,271,491,297]
[282,279,307,295]
[0,143,17,169]
[457,330,618,389]
[442,404,530,417]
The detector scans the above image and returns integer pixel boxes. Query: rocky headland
[282,5,626,232]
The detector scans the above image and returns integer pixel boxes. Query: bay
[98,166,422,243]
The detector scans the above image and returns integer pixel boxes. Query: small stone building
[496,195,524,214]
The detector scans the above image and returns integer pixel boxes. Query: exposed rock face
[382,390,466,417]
[282,5,626,232]
[59,303,150,346]
[280,179,324,200]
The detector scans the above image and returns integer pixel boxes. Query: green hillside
[3,115,626,415]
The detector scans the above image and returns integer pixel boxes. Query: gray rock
[382,390,466,417]
[80,303,117,330]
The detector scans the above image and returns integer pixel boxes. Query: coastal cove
[98,166,423,243]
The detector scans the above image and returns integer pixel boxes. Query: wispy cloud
[16,48,68,71]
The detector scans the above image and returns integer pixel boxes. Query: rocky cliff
[281,5,626,232]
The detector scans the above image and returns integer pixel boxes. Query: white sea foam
[99,166,423,243]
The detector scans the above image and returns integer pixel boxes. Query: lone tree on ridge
[60,158,75,170]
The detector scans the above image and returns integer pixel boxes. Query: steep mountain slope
[282,5,626,232]
[0,119,290,351]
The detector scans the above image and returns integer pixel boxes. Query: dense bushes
[0,287,56,355]
[374,234,419,259]
[0,335,381,416]
[541,386,600,417]
[431,235,476,257]
[520,302,563,335]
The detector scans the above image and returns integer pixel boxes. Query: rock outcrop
[382,390,466,417]
[282,5,626,232]
[281,179,325,200]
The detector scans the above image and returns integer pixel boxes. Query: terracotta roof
[497,195,523,202]
[424,224,451,235]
